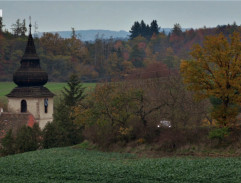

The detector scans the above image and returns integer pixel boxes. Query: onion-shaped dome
[13,24,48,87]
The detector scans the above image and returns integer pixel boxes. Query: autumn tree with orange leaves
[181,32,241,127]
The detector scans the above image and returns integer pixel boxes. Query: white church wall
[8,97,53,129]
[38,97,54,128]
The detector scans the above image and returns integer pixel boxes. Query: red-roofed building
[0,112,36,139]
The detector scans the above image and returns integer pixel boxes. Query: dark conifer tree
[43,74,85,148]
[140,20,147,37]
[150,20,159,35]
[0,16,4,33]
[20,19,27,36]
[172,23,182,36]
[62,74,86,106]
[130,20,160,39]
[145,24,152,39]
[129,21,141,39]
[11,19,21,36]
[11,19,27,36]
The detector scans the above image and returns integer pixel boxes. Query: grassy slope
[0,82,96,97]
[0,147,241,183]
[0,82,17,97]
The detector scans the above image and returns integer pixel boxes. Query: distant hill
[37,28,188,41]
[38,30,130,42]
[160,28,189,34]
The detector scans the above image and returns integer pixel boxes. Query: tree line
[129,20,159,39]
[0,18,240,83]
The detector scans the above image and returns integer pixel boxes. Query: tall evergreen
[62,74,86,106]
[0,17,4,33]
[129,20,159,39]
[172,23,182,36]
[20,19,27,36]
[11,19,21,36]
[11,19,27,36]
[140,20,147,38]
[150,20,159,35]
[129,21,141,39]
[43,74,85,148]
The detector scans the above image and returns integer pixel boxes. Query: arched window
[21,100,27,113]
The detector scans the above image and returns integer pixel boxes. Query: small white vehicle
[157,120,171,128]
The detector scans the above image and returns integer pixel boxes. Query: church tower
[7,23,54,129]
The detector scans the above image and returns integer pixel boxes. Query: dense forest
[0,18,240,82]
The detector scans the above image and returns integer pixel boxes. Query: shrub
[0,123,42,156]
[15,123,42,153]
[157,127,210,151]
[42,122,62,148]
[209,127,229,143]
[0,129,15,156]
[43,121,83,148]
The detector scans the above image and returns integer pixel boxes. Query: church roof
[13,23,48,87]
[7,86,55,98]
[22,30,39,60]
[0,113,36,139]
[8,23,54,98]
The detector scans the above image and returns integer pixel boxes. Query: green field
[0,82,96,97]
[0,147,241,183]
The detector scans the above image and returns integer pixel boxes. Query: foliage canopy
[181,32,241,127]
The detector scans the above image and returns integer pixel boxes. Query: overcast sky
[0,1,241,32]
